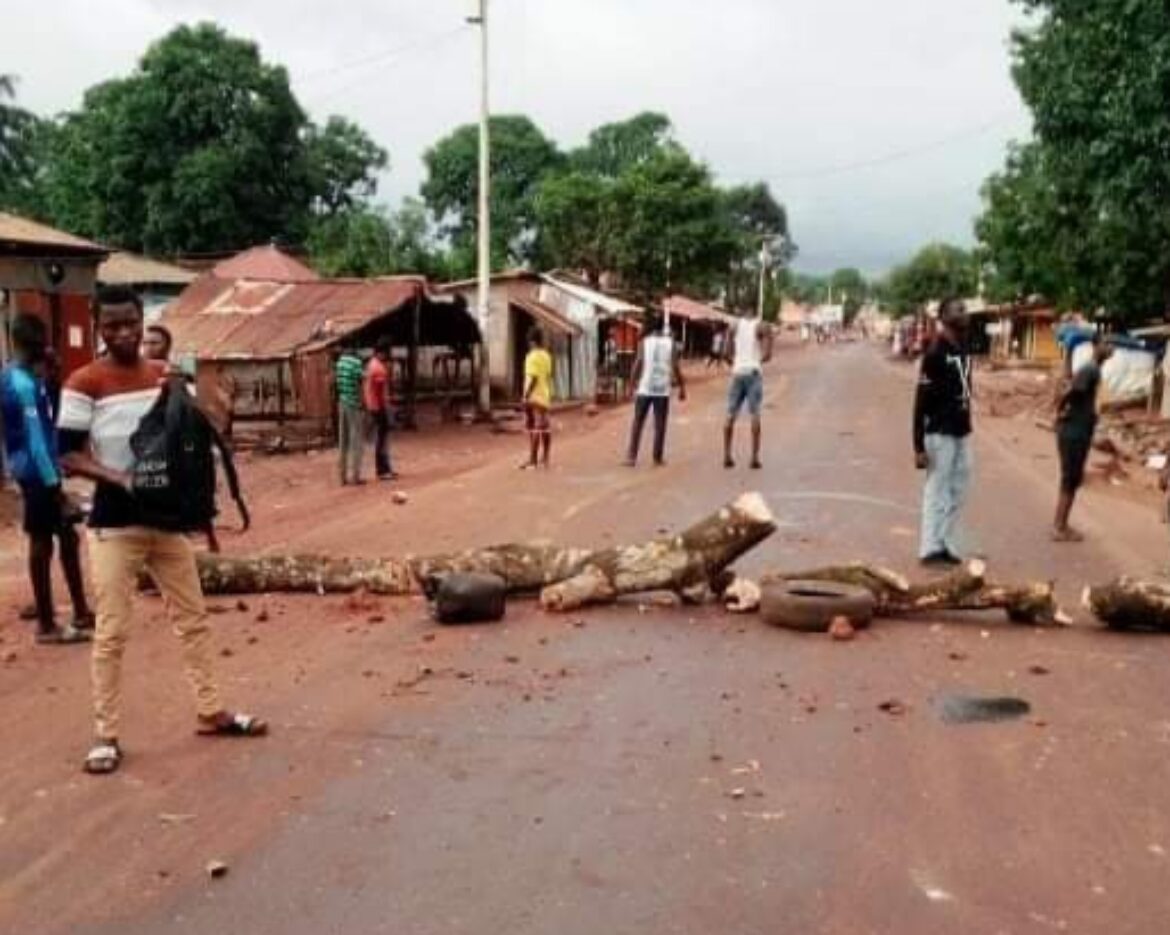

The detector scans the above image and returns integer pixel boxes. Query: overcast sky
[4,0,1033,274]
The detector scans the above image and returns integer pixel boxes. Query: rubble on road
[977,366,1057,420]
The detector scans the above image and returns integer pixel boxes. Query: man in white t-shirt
[624,311,686,467]
[724,315,774,469]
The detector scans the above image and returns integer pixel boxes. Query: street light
[468,0,492,416]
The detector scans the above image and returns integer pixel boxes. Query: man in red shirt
[364,337,396,480]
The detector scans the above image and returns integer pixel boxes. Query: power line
[299,26,470,101]
[744,113,1020,183]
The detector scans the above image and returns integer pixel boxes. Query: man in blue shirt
[1,314,92,643]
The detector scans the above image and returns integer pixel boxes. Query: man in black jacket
[913,299,973,566]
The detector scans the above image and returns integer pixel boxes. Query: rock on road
[2,342,1169,935]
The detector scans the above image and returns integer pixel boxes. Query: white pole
[472,0,492,416]
[756,239,769,320]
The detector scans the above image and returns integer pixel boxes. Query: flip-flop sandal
[197,713,269,737]
[71,614,96,632]
[84,741,122,775]
[36,626,91,645]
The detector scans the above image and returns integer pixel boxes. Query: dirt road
[2,342,1168,934]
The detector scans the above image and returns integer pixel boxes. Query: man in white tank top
[624,310,686,466]
[724,314,774,469]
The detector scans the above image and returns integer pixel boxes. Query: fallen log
[191,553,416,596]
[188,492,777,610]
[762,560,1066,626]
[1085,578,1170,632]
[539,492,777,612]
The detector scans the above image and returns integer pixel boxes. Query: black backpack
[129,376,250,534]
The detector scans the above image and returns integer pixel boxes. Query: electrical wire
[749,113,1019,182]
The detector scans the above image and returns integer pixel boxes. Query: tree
[308,198,446,279]
[828,268,869,322]
[306,116,389,217]
[883,244,978,316]
[722,182,793,312]
[38,25,312,253]
[976,1,1170,323]
[606,149,738,300]
[571,112,674,177]
[976,142,1089,307]
[421,115,562,270]
[0,74,45,216]
[533,170,616,285]
[29,24,388,255]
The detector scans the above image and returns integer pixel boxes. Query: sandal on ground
[197,712,269,737]
[36,625,91,645]
[84,741,122,775]
[1051,527,1084,543]
[71,613,96,632]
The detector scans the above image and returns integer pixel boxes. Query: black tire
[759,579,875,633]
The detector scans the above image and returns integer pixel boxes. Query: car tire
[759,579,876,633]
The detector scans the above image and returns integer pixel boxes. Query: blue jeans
[920,433,973,558]
[727,371,764,419]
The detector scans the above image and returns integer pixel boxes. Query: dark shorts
[1057,430,1093,492]
[20,484,67,537]
[526,404,550,432]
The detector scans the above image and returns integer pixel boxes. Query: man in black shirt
[1053,335,1113,541]
[913,299,974,566]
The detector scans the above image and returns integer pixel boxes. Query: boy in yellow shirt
[523,330,553,469]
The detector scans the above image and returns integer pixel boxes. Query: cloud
[4,0,1032,274]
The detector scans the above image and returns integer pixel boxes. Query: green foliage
[722,182,792,313]
[882,244,978,316]
[308,198,447,279]
[571,112,674,177]
[40,24,313,253]
[533,170,616,284]
[977,0,1170,323]
[18,24,388,256]
[306,116,389,217]
[421,115,562,268]
[828,268,869,322]
[0,75,50,217]
[606,148,738,300]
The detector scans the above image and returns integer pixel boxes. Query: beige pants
[88,526,221,740]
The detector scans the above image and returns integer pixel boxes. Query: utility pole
[757,238,770,320]
[469,0,492,416]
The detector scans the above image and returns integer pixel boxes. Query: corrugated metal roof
[540,274,642,317]
[211,245,320,282]
[99,251,197,286]
[162,275,427,359]
[664,294,734,326]
[437,269,537,292]
[511,297,583,337]
[0,211,106,254]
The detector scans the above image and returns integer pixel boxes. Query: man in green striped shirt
[335,348,366,485]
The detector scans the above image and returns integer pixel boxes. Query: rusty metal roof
[99,251,197,287]
[211,244,320,282]
[511,297,583,337]
[0,211,106,254]
[162,275,428,359]
[664,294,734,326]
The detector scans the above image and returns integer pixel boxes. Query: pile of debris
[1093,410,1170,489]
[976,365,1058,420]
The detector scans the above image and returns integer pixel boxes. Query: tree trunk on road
[762,560,1066,626]
[189,493,778,611]
[1086,578,1170,632]
[539,492,777,612]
